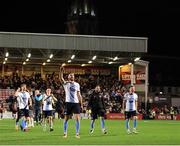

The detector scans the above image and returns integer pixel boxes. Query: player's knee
[75,114,80,120]
[100,116,104,120]
[133,116,137,120]
[64,115,69,121]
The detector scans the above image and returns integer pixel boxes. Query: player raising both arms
[60,66,83,138]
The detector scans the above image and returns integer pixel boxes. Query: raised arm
[14,87,20,97]
[59,66,66,84]
[51,94,58,102]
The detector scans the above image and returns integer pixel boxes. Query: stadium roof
[0,32,148,66]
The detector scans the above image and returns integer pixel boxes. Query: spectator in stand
[164,105,169,114]
[170,106,175,120]
[149,109,156,119]
[0,101,4,120]
[161,107,165,115]
[114,89,122,102]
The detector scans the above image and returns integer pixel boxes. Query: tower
[66,0,98,35]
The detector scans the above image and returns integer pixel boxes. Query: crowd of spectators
[147,105,179,119]
[1,73,179,119]
[0,73,125,114]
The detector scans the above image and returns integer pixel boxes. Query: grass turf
[0,119,180,145]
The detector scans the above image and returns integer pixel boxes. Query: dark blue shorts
[64,102,80,115]
[125,111,137,119]
[91,109,105,120]
[18,109,29,118]
[43,110,53,118]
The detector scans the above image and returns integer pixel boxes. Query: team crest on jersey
[70,85,75,92]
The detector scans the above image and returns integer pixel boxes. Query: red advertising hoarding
[155,114,180,120]
[106,113,143,120]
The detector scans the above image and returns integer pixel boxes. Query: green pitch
[0,119,180,145]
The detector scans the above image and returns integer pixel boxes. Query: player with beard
[88,85,107,134]
[60,67,83,138]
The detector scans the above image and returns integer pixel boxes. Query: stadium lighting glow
[88,60,92,64]
[128,62,132,65]
[84,3,88,14]
[91,10,95,16]
[47,59,50,62]
[92,55,97,60]
[62,63,66,67]
[113,56,118,61]
[3,61,6,64]
[23,62,26,65]
[79,10,82,15]
[73,9,77,14]
[42,62,46,65]
[5,58,8,61]
[5,52,9,57]
[81,64,85,67]
[108,61,113,64]
[67,60,71,63]
[49,54,53,59]
[26,58,29,61]
[134,57,140,61]
[71,55,75,60]
[27,53,31,58]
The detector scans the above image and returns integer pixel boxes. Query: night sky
[0,1,180,85]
